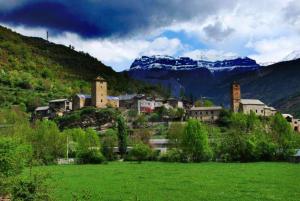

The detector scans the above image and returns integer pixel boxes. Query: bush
[159,148,183,162]
[12,173,53,201]
[0,137,31,196]
[77,149,105,164]
[128,143,152,163]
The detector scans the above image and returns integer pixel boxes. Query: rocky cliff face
[129,55,260,73]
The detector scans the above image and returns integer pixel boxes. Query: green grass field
[33,162,300,201]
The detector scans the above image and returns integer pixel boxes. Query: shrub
[12,173,53,201]
[128,143,152,163]
[77,149,105,164]
[159,148,183,162]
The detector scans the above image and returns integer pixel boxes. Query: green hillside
[0,26,165,111]
[274,93,300,118]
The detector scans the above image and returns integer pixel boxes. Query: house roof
[35,106,49,111]
[282,114,293,118]
[118,94,137,100]
[240,99,265,105]
[75,94,91,99]
[190,106,222,111]
[107,96,119,100]
[49,99,68,103]
[94,76,106,81]
[264,106,276,111]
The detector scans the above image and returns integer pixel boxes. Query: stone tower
[231,82,241,113]
[91,76,107,108]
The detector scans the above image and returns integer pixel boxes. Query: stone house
[107,96,119,108]
[283,114,300,133]
[187,106,223,122]
[73,94,92,110]
[73,76,119,110]
[239,99,266,116]
[49,99,72,116]
[34,106,50,119]
[167,98,184,108]
[231,82,276,117]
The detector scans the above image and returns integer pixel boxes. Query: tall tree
[182,119,212,162]
[117,116,128,158]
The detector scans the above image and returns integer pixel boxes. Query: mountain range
[127,55,300,117]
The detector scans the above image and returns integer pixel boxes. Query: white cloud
[247,36,300,63]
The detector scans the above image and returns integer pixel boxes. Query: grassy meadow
[30,162,300,201]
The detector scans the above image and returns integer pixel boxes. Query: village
[33,76,300,155]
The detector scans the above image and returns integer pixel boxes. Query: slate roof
[240,99,265,105]
[49,99,68,103]
[107,96,119,100]
[76,94,91,99]
[190,106,222,111]
[118,94,137,101]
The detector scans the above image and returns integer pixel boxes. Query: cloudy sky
[0,0,300,71]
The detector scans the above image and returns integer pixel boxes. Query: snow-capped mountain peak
[129,55,260,73]
[282,50,300,62]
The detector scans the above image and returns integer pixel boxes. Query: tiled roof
[240,99,265,105]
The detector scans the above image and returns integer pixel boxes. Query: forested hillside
[0,26,165,111]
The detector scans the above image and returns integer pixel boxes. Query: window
[255,110,258,113]
[101,99,103,102]
[211,111,214,114]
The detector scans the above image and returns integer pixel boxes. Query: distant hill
[0,26,166,111]
[128,55,300,117]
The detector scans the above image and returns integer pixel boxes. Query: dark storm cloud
[203,21,234,41]
[0,0,236,38]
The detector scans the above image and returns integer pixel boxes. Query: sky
[0,0,300,71]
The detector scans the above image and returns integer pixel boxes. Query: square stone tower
[91,76,107,108]
[231,82,241,113]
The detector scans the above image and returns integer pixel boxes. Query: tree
[101,129,118,160]
[167,122,185,148]
[117,116,128,158]
[31,120,65,164]
[0,137,31,197]
[75,128,104,164]
[203,100,214,107]
[129,143,152,163]
[194,100,202,107]
[181,119,212,162]
[270,113,295,160]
